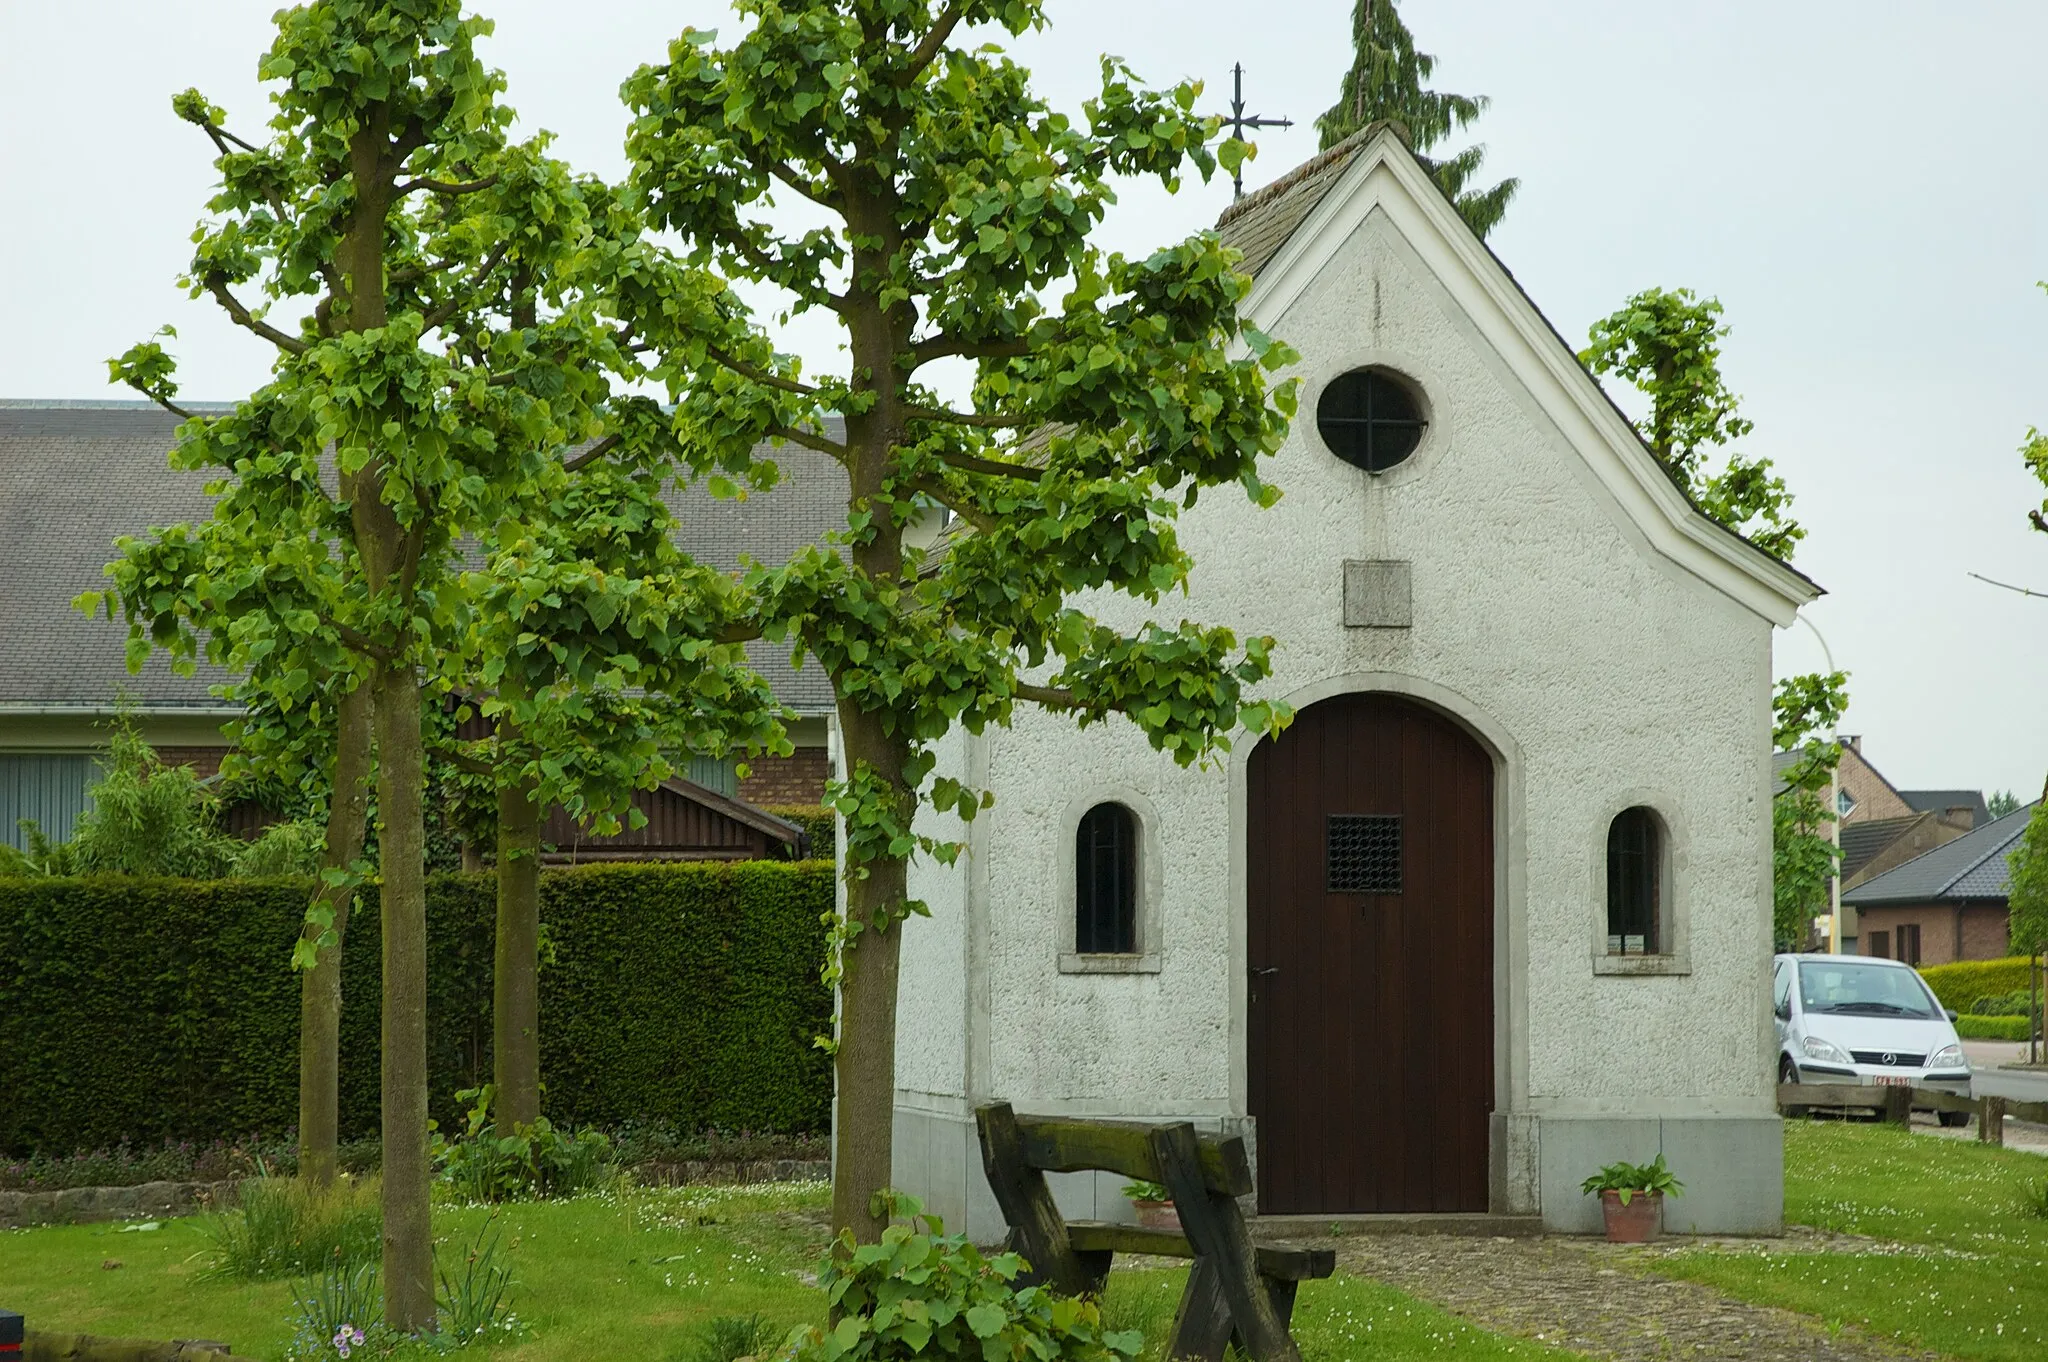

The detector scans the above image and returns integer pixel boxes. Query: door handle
[1252,966,1279,976]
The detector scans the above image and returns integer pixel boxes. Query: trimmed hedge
[1956,1014,2034,1042]
[763,804,836,859]
[1919,956,2037,1011]
[0,861,833,1157]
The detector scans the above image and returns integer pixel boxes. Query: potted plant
[1579,1154,1684,1243]
[1121,1179,1178,1231]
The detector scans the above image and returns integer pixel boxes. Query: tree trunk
[493,761,543,1131]
[297,683,374,1186]
[374,660,435,1332]
[829,701,910,1244]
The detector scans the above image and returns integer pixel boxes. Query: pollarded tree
[93,0,656,1329]
[621,0,1299,1241]
[85,497,374,1189]
[1581,287,1844,949]
[457,405,789,1131]
[1315,0,1518,238]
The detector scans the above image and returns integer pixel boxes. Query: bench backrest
[1007,1113,1254,1198]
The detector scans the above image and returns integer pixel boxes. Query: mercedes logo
[1882,1052,1896,1066]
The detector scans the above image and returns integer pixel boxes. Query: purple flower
[332,1324,364,1357]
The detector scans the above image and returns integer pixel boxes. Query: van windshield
[1798,960,1939,1019]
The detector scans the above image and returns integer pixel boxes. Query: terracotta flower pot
[1133,1199,1180,1231]
[1599,1189,1663,1243]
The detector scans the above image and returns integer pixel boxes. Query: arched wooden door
[1247,692,1494,1214]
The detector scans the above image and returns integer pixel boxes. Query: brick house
[0,400,846,857]
[1842,800,2039,965]
[1776,736,1988,950]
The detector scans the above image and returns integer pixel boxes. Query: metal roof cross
[1217,62,1294,201]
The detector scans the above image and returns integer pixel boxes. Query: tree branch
[741,145,842,211]
[332,621,398,663]
[120,380,202,424]
[907,404,1031,430]
[706,345,819,396]
[896,0,968,86]
[905,479,996,534]
[419,240,512,332]
[908,334,1032,366]
[395,174,500,197]
[1014,682,1080,709]
[206,277,309,355]
[1969,570,2048,600]
[561,435,621,474]
[768,422,852,461]
[937,450,1043,482]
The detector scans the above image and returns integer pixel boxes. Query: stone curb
[0,1159,829,1228]
[0,1181,239,1230]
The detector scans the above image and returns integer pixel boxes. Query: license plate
[1875,1075,1913,1087]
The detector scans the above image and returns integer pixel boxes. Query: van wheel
[1938,1110,1970,1129]
[1779,1056,1798,1086]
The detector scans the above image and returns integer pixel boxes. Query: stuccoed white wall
[891,203,1779,1132]
[895,723,972,1107]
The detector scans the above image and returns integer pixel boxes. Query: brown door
[1247,692,1494,1214]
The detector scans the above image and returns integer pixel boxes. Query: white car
[1773,952,1972,1126]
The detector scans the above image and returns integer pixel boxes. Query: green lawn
[1654,1120,2048,1362]
[0,1179,1577,1361]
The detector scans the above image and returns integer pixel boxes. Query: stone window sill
[1059,952,1162,975]
[1593,952,1691,976]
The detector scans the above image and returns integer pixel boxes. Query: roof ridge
[1852,800,2037,899]
[1214,122,1399,230]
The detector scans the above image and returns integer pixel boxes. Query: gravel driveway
[1337,1230,1942,1362]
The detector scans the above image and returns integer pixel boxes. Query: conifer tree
[1316,0,1518,238]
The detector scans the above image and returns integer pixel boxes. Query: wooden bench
[974,1102,1333,1362]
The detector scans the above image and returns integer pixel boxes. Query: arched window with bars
[1075,801,1139,955]
[1606,806,1664,954]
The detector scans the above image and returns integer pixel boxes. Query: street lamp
[1795,614,1843,955]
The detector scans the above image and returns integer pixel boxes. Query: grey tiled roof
[0,402,847,715]
[1842,801,2040,907]
[0,403,238,708]
[1899,788,1989,829]
[1215,126,1387,278]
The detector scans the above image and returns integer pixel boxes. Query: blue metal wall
[0,753,94,849]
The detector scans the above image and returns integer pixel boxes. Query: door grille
[1327,814,1401,894]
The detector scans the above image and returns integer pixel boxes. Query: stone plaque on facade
[1343,559,1412,629]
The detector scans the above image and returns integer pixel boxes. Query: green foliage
[1991,790,2022,820]
[283,1259,387,1362]
[1772,672,1850,951]
[680,1314,783,1362]
[1583,288,1839,948]
[1964,990,2038,1018]
[763,805,836,860]
[2006,800,2048,956]
[1315,0,1517,237]
[1581,287,1803,559]
[791,1196,1141,1361]
[0,862,833,1156]
[435,1217,523,1346]
[1920,956,2039,1010]
[434,1087,615,1203]
[1579,1153,1684,1205]
[204,1174,382,1281]
[1118,1180,1170,1203]
[1957,1014,2034,1042]
[232,819,329,878]
[63,715,242,877]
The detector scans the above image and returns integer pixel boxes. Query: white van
[1773,952,1972,1125]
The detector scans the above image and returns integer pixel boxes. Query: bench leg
[1264,1276,1300,1330]
[1166,1258,1234,1362]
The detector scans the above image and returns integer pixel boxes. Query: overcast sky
[4,1,2045,797]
